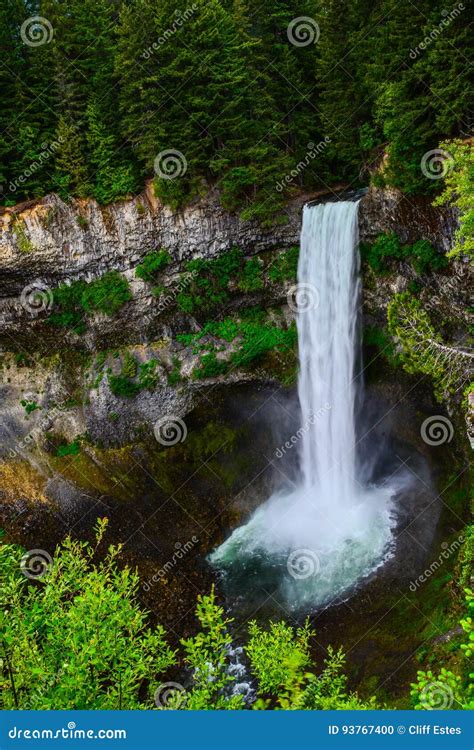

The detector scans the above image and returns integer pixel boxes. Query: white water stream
[211,201,396,610]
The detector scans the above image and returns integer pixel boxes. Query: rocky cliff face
[0,183,459,348]
[0,183,469,473]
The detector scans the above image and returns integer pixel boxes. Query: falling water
[297,201,360,499]
[211,201,396,610]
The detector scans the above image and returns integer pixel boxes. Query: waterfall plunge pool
[210,200,420,613]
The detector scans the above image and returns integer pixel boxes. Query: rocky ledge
[0,183,471,454]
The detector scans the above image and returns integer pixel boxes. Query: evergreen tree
[52,115,91,198]
[0,0,471,213]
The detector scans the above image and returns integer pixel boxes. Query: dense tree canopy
[0,0,471,218]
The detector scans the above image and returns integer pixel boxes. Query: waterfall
[297,201,360,499]
[210,201,396,610]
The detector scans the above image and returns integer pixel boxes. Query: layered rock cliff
[0,182,465,348]
[0,184,470,472]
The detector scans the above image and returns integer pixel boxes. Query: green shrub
[20,399,40,416]
[231,319,297,369]
[108,374,141,398]
[48,272,131,333]
[76,215,88,229]
[15,353,32,367]
[151,285,165,298]
[48,280,88,334]
[238,258,264,292]
[360,232,403,272]
[458,525,474,589]
[56,440,80,457]
[81,271,132,315]
[167,356,182,385]
[434,139,474,260]
[13,221,36,253]
[0,527,377,710]
[135,250,171,283]
[410,589,473,710]
[0,521,175,709]
[410,239,448,274]
[138,360,158,389]
[121,351,138,379]
[268,246,299,283]
[108,358,159,397]
[361,232,448,274]
[177,248,243,313]
[180,308,296,373]
[387,292,469,401]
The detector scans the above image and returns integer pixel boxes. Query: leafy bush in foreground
[0,524,370,710]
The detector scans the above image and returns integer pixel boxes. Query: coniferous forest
[0,0,471,218]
